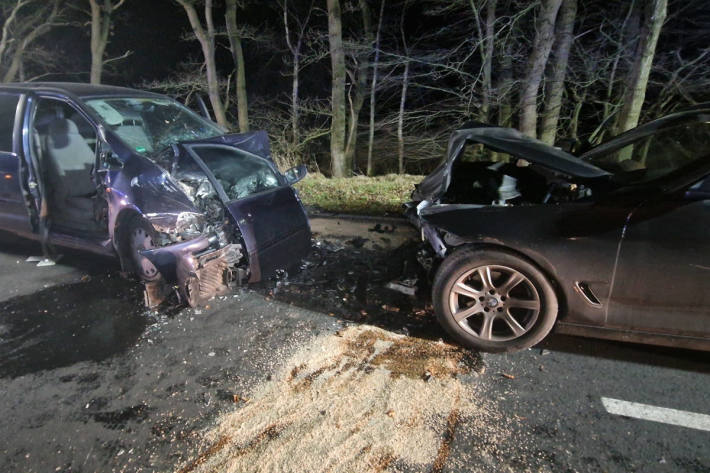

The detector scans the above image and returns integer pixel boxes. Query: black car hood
[412,125,610,202]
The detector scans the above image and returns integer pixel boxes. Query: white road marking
[602,397,710,432]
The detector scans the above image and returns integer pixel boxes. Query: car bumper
[141,235,242,307]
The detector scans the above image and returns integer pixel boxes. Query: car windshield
[583,117,710,185]
[85,97,223,156]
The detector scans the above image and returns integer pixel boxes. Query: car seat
[44,117,97,225]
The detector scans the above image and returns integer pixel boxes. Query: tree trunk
[291,53,300,144]
[398,59,410,175]
[327,0,348,177]
[474,0,497,122]
[89,0,110,84]
[539,0,577,145]
[225,0,249,133]
[614,0,667,134]
[344,0,373,172]
[366,0,385,176]
[178,0,229,128]
[518,0,562,138]
[568,88,585,145]
[498,42,513,127]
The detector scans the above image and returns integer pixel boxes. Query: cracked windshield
[86,97,223,155]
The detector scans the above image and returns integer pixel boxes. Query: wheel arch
[113,208,144,272]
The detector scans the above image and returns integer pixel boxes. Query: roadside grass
[295,173,424,216]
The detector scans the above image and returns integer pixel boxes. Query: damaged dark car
[0,83,311,307]
[407,110,710,353]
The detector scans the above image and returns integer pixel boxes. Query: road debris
[255,238,438,339]
[178,326,500,473]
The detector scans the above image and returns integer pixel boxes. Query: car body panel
[418,201,630,327]
[606,192,710,337]
[225,186,311,282]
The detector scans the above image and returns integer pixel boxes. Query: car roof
[0,82,165,100]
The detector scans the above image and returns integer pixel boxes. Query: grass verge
[295,173,424,216]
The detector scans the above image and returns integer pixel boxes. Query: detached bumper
[141,236,242,307]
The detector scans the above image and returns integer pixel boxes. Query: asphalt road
[0,228,708,473]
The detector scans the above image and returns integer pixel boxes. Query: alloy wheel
[448,265,540,342]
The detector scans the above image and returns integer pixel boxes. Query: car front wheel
[433,247,558,353]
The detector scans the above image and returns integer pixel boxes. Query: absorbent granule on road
[175,325,510,473]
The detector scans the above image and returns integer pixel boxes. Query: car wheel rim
[448,265,540,342]
[130,227,159,280]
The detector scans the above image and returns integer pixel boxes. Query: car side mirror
[284,164,307,185]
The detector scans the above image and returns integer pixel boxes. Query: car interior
[31,99,106,235]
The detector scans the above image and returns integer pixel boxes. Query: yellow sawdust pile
[177,325,506,473]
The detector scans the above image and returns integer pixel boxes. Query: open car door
[180,131,311,282]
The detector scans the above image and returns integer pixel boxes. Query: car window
[33,98,98,153]
[85,97,223,155]
[191,146,281,201]
[586,118,710,185]
[0,94,20,152]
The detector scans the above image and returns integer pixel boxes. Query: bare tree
[0,0,65,83]
[539,0,577,144]
[366,0,385,176]
[225,0,248,132]
[87,0,129,84]
[613,0,667,134]
[396,3,409,174]
[327,0,348,177]
[176,0,229,127]
[282,0,315,145]
[471,0,497,122]
[343,0,374,171]
[518,0,562,138]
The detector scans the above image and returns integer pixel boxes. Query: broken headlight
[175,211,207,239]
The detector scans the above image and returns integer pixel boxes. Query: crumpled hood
[412,125,610,203]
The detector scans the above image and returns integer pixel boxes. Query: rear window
[0,94,19,152]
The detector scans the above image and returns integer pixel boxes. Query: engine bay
[443,160,593,207]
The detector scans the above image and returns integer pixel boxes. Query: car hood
[412,125,611,203]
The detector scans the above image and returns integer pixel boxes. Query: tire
[432,247,558,353]
[122,215,161,282]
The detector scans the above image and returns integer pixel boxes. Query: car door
[0,92,32,233]
[606,181,710,337]
[604,118,710,337]
[27,95,108,237]
[181,135,311,281]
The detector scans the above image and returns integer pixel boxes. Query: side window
[592,119,710,183]
[0,94,20,152]
[192,146,281,200]
[33,99,98,155]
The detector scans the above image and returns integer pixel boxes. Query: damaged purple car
[0,83,311,306]
[408,113,710,353]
